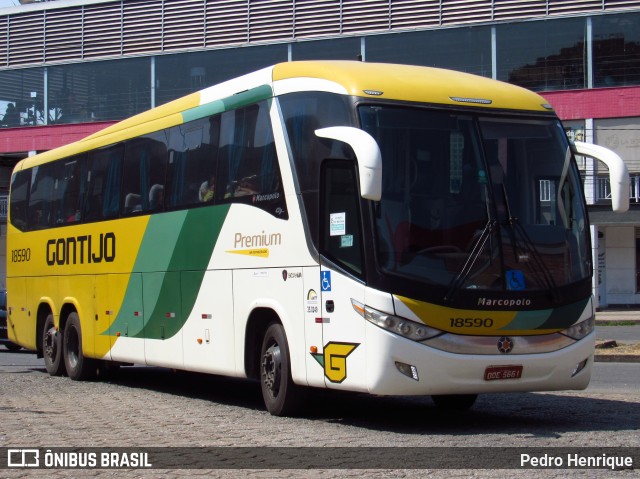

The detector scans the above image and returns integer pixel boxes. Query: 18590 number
[449,317,494,328]
[11,248,31,263]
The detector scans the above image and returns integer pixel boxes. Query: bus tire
[259,322,302,416]
[63,312,96,381]
[431,394,478,411]
[43,313,65,376]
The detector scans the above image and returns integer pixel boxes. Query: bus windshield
[359,105,590,294]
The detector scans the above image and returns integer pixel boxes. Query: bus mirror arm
[315,127,382,201]
[572,141,630,213]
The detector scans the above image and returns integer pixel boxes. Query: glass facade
[155,44,288,105]
[366,26,492,77]
[0,13,639,130]
[0,68,44,127]
[48,58,151,124]
[592,12,640,88]
[496,18,586,91]
[292,37,362,61]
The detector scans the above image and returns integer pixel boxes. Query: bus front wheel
[63,312,96,381]
[43,313,65,376]
[259,322,302,416]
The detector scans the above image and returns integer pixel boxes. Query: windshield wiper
[501,184,560,302]
[444,219,497,302]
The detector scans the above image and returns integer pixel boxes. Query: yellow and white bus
[7,61,628,415]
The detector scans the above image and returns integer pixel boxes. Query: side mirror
[315,126,382,201]
[572,141,630,213]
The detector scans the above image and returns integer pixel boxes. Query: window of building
[496,18,586,91]
[0,68,45,128]
[48,58,151,124]
[155,44,288,106]
[366,26,492,77]
[292,37,362,61]
[593,13,640,88]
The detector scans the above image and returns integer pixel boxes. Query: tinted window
[9,169,30,231]
[218,101,287,218]
[51,154,86,225]
[84,144,123,221]
[121,131,169,215]
[166,116,218,209]
[28,162,60,230]
[321,162,364,276]
[496,18,586,91]
[593,13,640,88]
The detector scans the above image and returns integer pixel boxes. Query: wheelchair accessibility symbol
[321,271,332,292]
[506,270,526,291]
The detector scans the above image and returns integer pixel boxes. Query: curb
[594,354,640,363]
[596,319,640,325]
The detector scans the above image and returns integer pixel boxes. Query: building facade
[1,0,640,307]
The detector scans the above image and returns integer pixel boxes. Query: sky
[0,0,19,8]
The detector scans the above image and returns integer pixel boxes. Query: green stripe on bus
[181,85,273,124]
[105,204,230,340]
[499,298,590,331]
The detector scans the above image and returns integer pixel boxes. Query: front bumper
[364,321,594,396]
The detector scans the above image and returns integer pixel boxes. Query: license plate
[484,365,523,381]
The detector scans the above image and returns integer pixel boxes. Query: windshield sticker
[330,212,346,236]
[506,270,526,291]
[340,235,353,248]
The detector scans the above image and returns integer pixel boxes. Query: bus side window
[166,116,218,209]
[9,169,30,232]
[28,163,59,230]
[84,144,123,222]
[321,161,364,276]
[219,101,286,218]
[121,132,168,215]
[53,154,86,225]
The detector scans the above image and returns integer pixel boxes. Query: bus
[7,61,629,416]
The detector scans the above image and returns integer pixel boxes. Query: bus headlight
[561,314,595,341]
[351,299,442,342]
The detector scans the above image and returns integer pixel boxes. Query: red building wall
[0,122,116,155]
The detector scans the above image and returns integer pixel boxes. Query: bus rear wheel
[259,322,302,416]
[43,313,65,376]
[431,394,478,411]
[63,312,96,381]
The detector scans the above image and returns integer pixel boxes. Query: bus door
[318,161,367,391]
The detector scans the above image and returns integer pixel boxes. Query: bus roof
[15,61,554,171]
[272,61,553,113]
